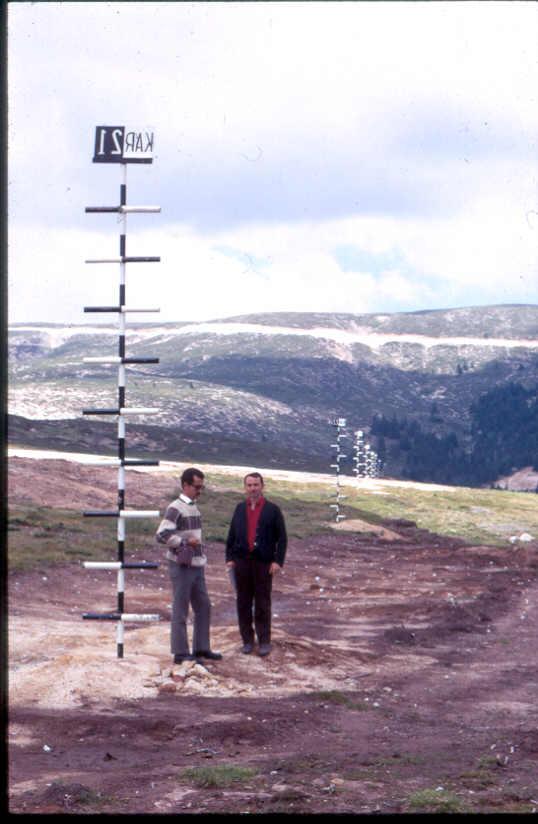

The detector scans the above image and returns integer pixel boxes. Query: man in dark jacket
[225,472,287,657]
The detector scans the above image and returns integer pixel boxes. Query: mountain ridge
[8,304,538,485]
[10,302,538,340]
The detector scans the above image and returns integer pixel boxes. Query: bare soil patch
[7,457,538,814]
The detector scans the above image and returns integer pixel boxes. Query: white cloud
[7,1,538,322]
[11,192,534,324]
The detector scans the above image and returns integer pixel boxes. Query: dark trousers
[234,557,273,645]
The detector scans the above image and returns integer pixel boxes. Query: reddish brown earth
[7,457,538,814]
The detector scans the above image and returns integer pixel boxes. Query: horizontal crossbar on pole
[82,407,160,415]
[84,206,161,214]
[119,206,161,213]
[84,306,122,312]
[82,612,161,621]
[85,257,160,263]
[120,408,160,414]
[86,459,160,467]
[85,258,122,264]
[83,510,160,518]
[84,204,161,215]
[123,459,160,466]
[83,306,161,313]
[83,510,119,517]
[83,357,159,364]
[83,561,160,570]
[84,257,161,265]
[83,408,120,415]
[120,510,160,519]
[122,307,160,313]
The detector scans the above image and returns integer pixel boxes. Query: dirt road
[7,457,538,814]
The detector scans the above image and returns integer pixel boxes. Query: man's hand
[186,537,201,548]
[269,562,281,576]
[226,560,236,569]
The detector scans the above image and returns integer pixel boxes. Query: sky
[7,1,538,325]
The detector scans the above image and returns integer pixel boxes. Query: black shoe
[241,643,254,655]
[194,650,223,661]
[258,643,272,657]
[173,653,196,664]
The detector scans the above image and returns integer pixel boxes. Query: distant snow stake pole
[81,125,162,658]
[329,417,348,522]
[353,430,380,479]
[365,442,380,478]
[353,429,367,479]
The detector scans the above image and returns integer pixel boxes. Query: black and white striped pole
[329,417,348,522]
[81,126,161,658]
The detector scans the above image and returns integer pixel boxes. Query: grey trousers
[169,561,211,656]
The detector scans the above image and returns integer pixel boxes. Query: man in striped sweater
[156,467,222,664]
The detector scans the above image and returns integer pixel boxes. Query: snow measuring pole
[81,126,161,657]
[330,417,348,522]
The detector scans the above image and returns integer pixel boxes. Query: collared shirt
[179,493,195,505]
[246,496,265,551]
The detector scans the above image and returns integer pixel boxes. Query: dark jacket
[225,499,287,566]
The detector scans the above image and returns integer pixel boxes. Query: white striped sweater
[155,493,207,566]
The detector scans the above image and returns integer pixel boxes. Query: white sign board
[93,126,154,164]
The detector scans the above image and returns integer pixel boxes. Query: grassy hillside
[8,470,538,571]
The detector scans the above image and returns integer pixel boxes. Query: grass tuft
[407,787,467,813]
[180,764,257,788]
[312,689,369,711]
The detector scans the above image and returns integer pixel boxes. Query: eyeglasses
[191,483,205,490]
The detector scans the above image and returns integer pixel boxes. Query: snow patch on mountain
[11,321,538,352]
[173,322,538,350]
